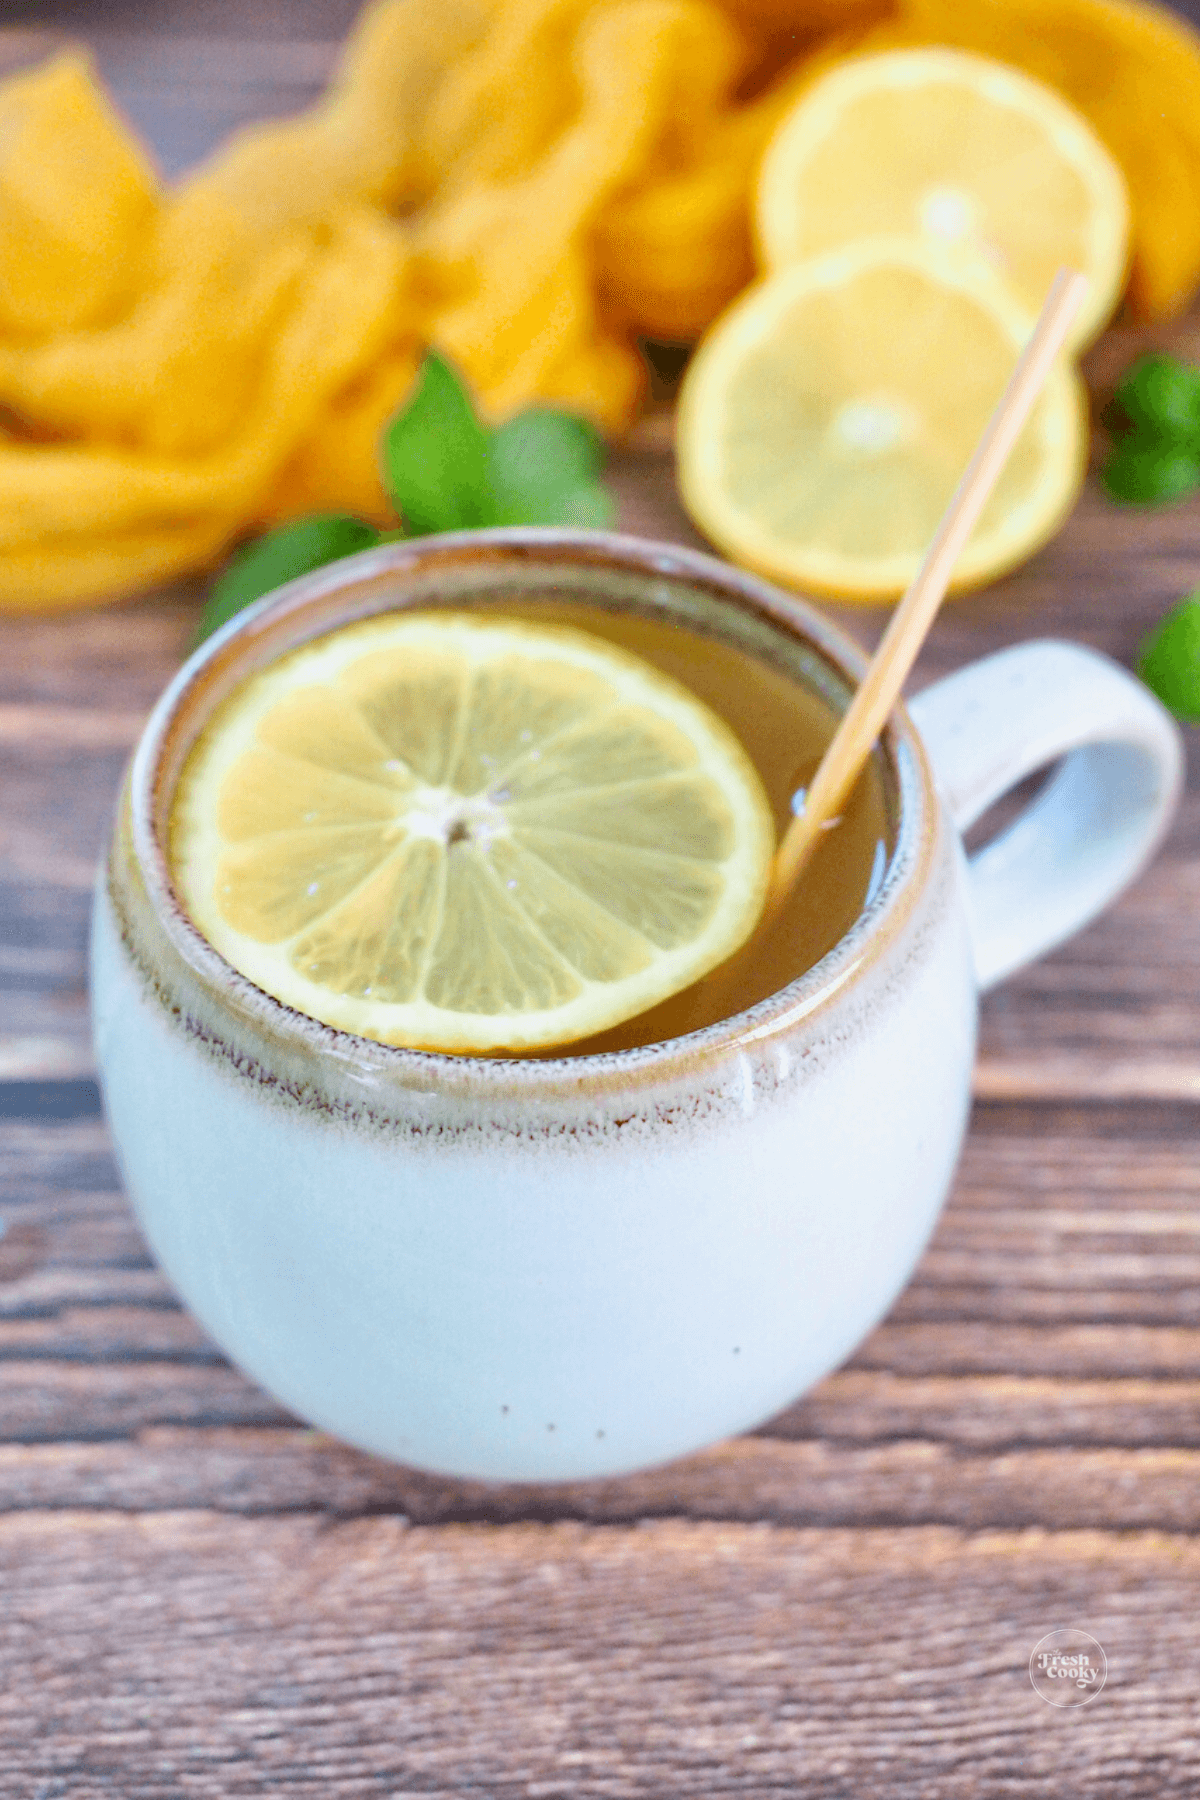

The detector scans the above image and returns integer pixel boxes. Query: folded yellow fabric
[0,54,158,338]
[5,0,1199,613]
[0,0,763,611]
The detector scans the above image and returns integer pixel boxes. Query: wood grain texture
[8,1428,1200,1534]
[2,1514,1199,1797]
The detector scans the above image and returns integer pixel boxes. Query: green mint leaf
[556,484,617,529]
[381,352,493,535]
[1138,591,1200,722]
[194,514,381,646]
[1101,435,1200,507]
[1111,353,1200,444]
[488,408,607,526]
[380,357,613,536]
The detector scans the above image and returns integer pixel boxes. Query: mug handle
[908,640,1184,992]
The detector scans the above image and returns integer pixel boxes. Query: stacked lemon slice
[170,613,775,1053]
[678,48,1131,600]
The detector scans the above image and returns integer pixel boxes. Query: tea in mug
[169,594,890,1057]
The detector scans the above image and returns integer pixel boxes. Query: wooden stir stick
[762,265,1089,926]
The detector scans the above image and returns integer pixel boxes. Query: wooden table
[4,7,1200,1792]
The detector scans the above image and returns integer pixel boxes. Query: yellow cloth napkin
[10,0,1188,612]
[0,0,800,611]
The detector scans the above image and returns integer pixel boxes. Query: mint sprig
[381,354,614,534]
[1108,353,1200,443]
[1103,438,1200,507]
[1102,353,1200,508]
[488,408,608,525]
[381,352,493,534]
[1138,590,1200,723]
[194,354,614,645]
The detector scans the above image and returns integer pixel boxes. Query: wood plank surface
[4,3,1200,1793]
[2,1516,1197,1798]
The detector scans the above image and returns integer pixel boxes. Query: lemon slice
[169,612,775,1052]
[676,239,1088,601]
[755,47,1130,352]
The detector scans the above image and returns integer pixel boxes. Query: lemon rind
[754,45,1131,353]
[676,238,1089,603]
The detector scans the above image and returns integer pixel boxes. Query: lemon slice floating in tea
[170,613,775,1052]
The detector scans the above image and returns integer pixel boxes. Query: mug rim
[123,528,940,1099]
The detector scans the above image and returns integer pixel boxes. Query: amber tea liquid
[435,591,892,1057]
[172,583,892,1058]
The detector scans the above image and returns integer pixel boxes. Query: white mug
[90,532,1182,1482]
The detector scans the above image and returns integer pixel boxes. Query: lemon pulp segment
[676,239,1088,600]
[756,48,1130,351]
[169,613,776,1051]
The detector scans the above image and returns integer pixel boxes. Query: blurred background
[4,1,366,179]
[8,0,1200,179]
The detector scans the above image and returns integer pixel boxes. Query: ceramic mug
[90,532,1183,1482]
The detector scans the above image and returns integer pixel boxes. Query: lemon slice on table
[755,47,1130,352]
[170,613,775,1053]
[675,239,1089,602]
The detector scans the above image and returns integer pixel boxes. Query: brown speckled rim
[124,529,940,1101]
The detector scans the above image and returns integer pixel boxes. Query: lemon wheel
[169,612,775,1053]
[755,47,1130,352]
[676,238,1089,602]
